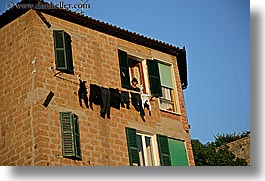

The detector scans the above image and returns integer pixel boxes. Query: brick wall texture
[0,10,195,166]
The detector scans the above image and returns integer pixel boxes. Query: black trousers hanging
[100,87,111,119]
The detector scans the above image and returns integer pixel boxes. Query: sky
[0,0,250,144]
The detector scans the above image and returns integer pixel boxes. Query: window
[60,112,82,160]
[147,59,178,113]
[126,128,157,166]
[53,30,74,74]
[118,50,145,92]
[126,127,189,166]
[136,133,155,166]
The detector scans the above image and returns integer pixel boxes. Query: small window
[60,112,82,160]
[53,30,74,74]
[118,50,145,92]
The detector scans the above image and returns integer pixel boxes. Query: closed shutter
[168,139,188,166]
[53,30,74,74]
[157,134,171,166]
[118,50,131,89]
[60,112,75,157]
[125,127,140,166]
[73,114,82,160]
[60,112,82,160]
[147,60,162,97]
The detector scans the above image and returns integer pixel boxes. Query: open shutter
[73,114,82,160]
[53,30,74,74]
[118,50,131,89]
[147,60,162,97]
[125,127,140,166]
[64,32,74,74]
[158,63,173,88]
[60,112,75,157]
[157,134,171,166]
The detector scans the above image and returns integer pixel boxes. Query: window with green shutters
[125,127,157,166]
[53,30,74,74]
[118,50,146,91]
[125,128,189,166]
[60,112,82,160]
[147,59,178,113]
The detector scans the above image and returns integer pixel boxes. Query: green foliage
[214,130,250,147]
[191,131,249,166]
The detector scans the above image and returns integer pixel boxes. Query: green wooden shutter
[118,50,131,89]
[147,60,162,97]
[125,127,140,166]
[64,32,74,74]
[158,63,173,88]
[168,139,189,166]
[157,134,171,166]
[73,114,82,160]
[53,30,74,74]
[60,112,75,157]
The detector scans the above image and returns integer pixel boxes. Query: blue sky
[0,0,250,144]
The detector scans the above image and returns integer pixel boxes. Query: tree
[191,131,249,166]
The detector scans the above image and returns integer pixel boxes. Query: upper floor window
[118,50,145,92]
[53,30,74,74]
[147,59,179,113]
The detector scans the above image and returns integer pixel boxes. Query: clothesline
[54,73,149,96]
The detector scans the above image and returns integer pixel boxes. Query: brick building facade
[0,0,195,166]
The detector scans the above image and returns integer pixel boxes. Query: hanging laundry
[89,84,102,110]
[78,79,89,108]
[100,87,111,119]
[141,94,151,116]
[109,88,121,110]
[121,91,130,109]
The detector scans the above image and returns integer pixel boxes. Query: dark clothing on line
[89,84,102,110]
[109,88,121,110]
[130,86,145,121]
[121,91,130,109]
[100,87,111,119]
[78,80,89,108]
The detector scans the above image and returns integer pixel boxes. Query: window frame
[126,127,160,166]
[148,59,181,114]
[53,30,74,74]
[118,49,146,93]
[136,132,160,166]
